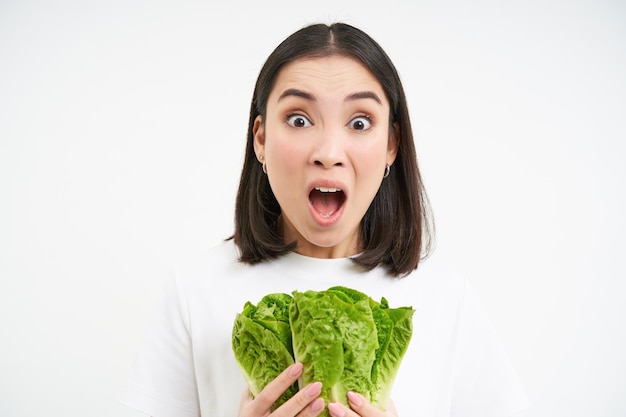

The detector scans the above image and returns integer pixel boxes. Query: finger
[240,387,252,403]
[346,392,391,417]
[311,398,326,415]
[297,397,325,417]
[275,381,323,417]
[327,402,351,417]
[251,363,303,412]
[237,387,254,417]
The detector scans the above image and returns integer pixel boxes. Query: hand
[327,392,398,417]
[237,362,325,417]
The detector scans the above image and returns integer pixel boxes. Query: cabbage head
[232,286,414,415]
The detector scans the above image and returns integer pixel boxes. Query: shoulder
[167,240,331,319]
[164,240,253,309]
[174,239,241,276]
[170,239,260,292]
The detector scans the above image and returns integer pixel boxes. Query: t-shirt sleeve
[121,273,201,417]
[450,279,529,417]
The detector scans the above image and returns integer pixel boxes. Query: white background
[1,1,625,416]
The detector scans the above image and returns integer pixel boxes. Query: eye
[286,114,312,128]
[349,116,372,131]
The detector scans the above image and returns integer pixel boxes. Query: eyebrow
[277,88,382,105]
[278,88,315,101]
[345,91,382,104]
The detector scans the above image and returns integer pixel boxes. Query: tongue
[310,190,342,217]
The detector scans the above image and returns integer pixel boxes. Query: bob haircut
[232,22,433,277]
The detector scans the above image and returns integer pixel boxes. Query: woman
[123,23,528,417]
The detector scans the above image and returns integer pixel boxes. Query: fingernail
[347,391,363,407]
[311,397,325,413]
[305,381,322,397]
[288,362,303,377]
[328,403,346,417]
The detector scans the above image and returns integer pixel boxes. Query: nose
[309,127,345,169]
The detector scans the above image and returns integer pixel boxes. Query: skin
[236,362,398,417]
[237,363,325,417]
[240,55,400,417]
[253,55,398,259]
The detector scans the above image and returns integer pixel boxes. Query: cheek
[350,141,389,202]
[352,140,389,172]
[265,131,306,172]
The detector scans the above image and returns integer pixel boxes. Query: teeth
[315,187,341,193]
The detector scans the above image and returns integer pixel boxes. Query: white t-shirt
[122,240,528,417]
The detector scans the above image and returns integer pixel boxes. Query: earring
[383,163,390,178]
[258,155,267,174]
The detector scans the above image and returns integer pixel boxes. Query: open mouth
[309,187,346,218]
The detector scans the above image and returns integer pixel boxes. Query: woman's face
[254,55,397,259]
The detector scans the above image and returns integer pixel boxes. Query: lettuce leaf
[231,293,297,410]
[232,286,414,415]
[290,288,378,407]
[369,298,414,407]
[318,287,415,409]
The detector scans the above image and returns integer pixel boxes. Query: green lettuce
[232,286,414,414]
[231,293,297,409]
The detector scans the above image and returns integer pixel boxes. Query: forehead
[269,55,387,104]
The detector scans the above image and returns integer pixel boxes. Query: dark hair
[231,22,433,277]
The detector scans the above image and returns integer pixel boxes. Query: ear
[387,121,399,166]
[253,115,265,161]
